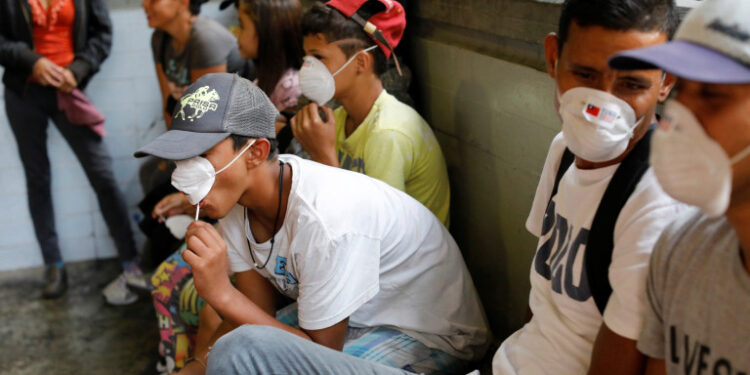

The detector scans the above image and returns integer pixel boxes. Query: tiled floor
[0,260,159,375]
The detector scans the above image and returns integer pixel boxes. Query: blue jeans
[207,325,467,375]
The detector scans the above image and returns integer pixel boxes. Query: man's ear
[544,33,559,79]
[356,49,374,75]
[245,138,270,169]
[658,73,677,102]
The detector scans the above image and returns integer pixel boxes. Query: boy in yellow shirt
[291,0,450,226]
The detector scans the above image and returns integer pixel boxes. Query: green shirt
[334,90,451,227]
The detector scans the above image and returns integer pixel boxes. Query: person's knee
[214,325,279,354]
[211,324,284,362]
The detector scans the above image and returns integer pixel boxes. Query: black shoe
[42,265,68,299]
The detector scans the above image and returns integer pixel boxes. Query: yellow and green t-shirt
[334,90,451,227]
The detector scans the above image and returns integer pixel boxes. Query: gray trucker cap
[134,73,279,160]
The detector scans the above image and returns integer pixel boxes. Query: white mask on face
[299,45,379,105]
[171,140,256,213]
[651,100,750,218]
[558,87,646,162]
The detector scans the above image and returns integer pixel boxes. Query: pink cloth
[57,89,106,137]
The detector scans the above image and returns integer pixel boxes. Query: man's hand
[58,69,78,93]
[290,103,338,167]
[31,58,64,87]
[182,221,232,305]
[153,192,195,221]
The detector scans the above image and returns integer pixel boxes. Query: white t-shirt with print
[219,155,491,360]
[493,133,685,374]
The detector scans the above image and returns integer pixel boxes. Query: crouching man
[135,73,491,375]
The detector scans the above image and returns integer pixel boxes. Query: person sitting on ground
[137,0,250,264]
[146,1,305,373]
[143,0,245,128]
[492,0,688,374]
[290,0,452,227]
[138,0,249,202]
[135,72,492,375]
[0,0,148,303]
[606,0,750,373]
[231,0,303,136]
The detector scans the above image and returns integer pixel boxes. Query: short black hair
[230,135,279,160]
[301,2,388,77]
[557,0,679,54]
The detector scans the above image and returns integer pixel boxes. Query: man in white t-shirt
[492,1,686,374]
[135,72,491,375]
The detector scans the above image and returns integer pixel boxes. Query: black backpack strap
[586,127,655,314]
[549,148,575,207]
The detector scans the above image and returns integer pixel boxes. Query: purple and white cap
[609,0,750,84]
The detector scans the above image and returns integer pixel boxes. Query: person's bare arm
[190,65,227,82]
[183,221,350,348]
[176,317,234,375]
[643,358,666,375]
[587,323,646,375]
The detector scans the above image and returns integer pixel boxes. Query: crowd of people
[1,0,749,374]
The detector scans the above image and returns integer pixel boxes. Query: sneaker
[123,263,150,291]
[102,274,138,305]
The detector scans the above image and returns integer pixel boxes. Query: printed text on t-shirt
[338,150,365,173]
[533,199,592,302]
[670,325,747,375]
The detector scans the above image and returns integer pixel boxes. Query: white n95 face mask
[299,45,379,106]
[651,100,750,218]
[171,139,256,207]
[558,87,645,162]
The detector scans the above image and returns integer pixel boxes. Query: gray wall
[408,1,560,339]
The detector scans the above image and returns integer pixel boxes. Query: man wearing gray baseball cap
[609,0,750,373]
[135,73,491,374]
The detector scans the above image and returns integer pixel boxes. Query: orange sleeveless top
[29,0,75,68]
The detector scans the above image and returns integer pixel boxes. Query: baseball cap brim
[609,40,750,84]
[134,130,231,160]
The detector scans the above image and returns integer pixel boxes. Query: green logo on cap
[175,86,220,122]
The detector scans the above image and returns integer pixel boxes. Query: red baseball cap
[325,0,406,60]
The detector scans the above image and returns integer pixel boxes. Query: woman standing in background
[0,0,148,303]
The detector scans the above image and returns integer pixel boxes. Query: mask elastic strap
[730,145,750,165]
[215,139,256,175]
[195,205,200,222]
[332,45,379,77]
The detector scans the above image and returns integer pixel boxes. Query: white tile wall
[0,1,234,271]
